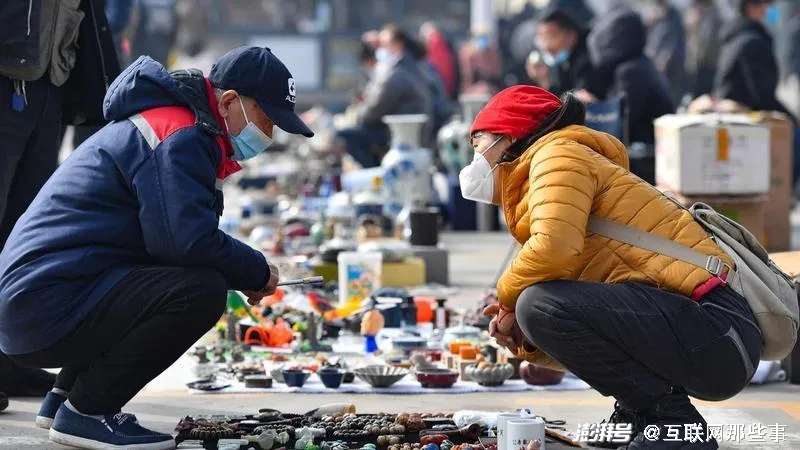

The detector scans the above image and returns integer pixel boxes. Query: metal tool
[276,276,325,287]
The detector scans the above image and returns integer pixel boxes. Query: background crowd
[337,0,799,172]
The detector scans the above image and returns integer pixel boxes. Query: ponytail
[500,93,586,163]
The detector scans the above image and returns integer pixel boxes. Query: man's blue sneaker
[35,390,67,429]
[49,403,175,450]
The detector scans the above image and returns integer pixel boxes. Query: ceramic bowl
[354,365,408,388]
[465,363,514,387]
[415,369,459,388]
[318,369,345,389]
[282,369,312,388]
[519,362,566,386]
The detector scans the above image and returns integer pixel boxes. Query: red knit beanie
[470,85,562,140]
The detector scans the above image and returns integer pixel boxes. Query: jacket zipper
[87,0,110,88]
[26,0,33,36]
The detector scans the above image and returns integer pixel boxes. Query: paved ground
[1,231,800,449]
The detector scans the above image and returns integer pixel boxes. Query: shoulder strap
[587,216,728,277]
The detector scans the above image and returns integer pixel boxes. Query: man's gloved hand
[483,303,526,354]
[243,263,280,306]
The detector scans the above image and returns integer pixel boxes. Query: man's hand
[243,263,280,306]
[243,290,265,306]
[483,304,527,354]
[263,262,279,296]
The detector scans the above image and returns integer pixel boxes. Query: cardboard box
[749,112,794,251]
[770,251,800,280]
[673,193,768,243]
[655,115,771,195]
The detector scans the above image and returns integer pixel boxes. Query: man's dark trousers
[0,75,63,247]
[516,281,761,410]
[11,267,228,414]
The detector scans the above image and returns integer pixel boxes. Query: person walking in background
[459,30,505,95]
[645,0,688,105]
[713,0,793,120]
[685,0,723,97]
[586,8,675,147]
[532,0,595,96]
[336,24,431,168]
[420,22,458,101]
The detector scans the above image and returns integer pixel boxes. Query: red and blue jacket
[0,57,269,355]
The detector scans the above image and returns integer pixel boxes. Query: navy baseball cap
[209,46,314,137]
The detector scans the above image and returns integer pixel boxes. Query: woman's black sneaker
[623,389,718,449]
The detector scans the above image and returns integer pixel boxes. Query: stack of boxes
[654,113,794,251]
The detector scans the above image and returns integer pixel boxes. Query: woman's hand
[483,304,527,354]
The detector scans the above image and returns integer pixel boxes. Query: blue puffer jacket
[0,57,269,355]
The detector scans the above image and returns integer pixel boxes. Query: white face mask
[459,137,503,204]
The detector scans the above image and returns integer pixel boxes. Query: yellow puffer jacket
[496,125,733,370]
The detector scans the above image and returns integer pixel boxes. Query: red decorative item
[415,369,459,388]
[519,361,565,386]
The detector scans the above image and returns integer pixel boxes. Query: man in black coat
[714,0,793,120]
[533,1,595,96]
[587,8,676,146]
[0,0,120,403]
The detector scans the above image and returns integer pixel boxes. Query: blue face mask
[225,96,273,161]
[542,49,570,67]
[764,4,781,29]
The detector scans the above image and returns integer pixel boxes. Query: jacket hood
[103,56,224,137]
[588,9,646,73]
[721,17,772,44]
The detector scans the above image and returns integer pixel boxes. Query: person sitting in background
[585,8,675,146]
[468,85,757,450]
[420,22,459,101]
[714,0,794,121]
[459,30,505,95]
[645,0,688,105]
[336,24,431,168]
[684,0,723,97]
[532,0,595,96]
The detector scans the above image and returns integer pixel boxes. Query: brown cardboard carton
[770,251,800,280]
[673,194,768,244]
[748,112,793,251]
